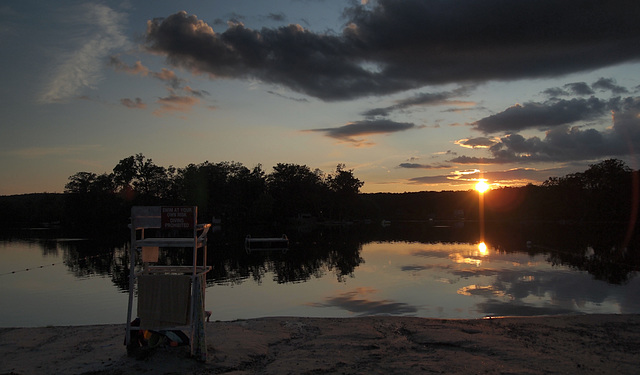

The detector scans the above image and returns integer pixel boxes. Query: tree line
[1,157,638,238]
[60,154,363,231]
[366,159,636,221]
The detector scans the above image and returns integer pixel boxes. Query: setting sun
[475,180,489,193]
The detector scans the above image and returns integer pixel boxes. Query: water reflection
[1,221,639,325]
[394,239,639,317]
[208,227,365,285]
[307,287,419,315]
[0,228,130,291]
[3,221,637,287]
[477,242,487,255]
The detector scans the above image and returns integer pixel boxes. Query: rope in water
[0,251,118,277]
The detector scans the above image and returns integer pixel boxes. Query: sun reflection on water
[477,242,487,255]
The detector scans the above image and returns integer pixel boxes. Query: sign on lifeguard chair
[161,206,195,229]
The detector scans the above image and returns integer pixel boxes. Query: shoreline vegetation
[0,157,638,235]
[1,314,639,374]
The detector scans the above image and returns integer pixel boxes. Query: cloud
[471,168,560,184]
[543,82,594,97]
[542,78,628,99]
[110,57,183,88]
[120,97,146,109]
[307,119,418,146]
[144,1,640,100]
[407,168,490,186]
[267,90,309,102]
[184,86,210,97]
[592,77,629,94]
[362,86,476,117]
[452,97,640,164]
[110,57,210,111]
[407,167,558,186]
[567,82,596,96]
[472,97,610,134]
[398,163,452,169]
[109,57,150,76]
[40,4,129,103]
[152,68,182,88]
[455,137,500,149]
[446,156,509,165]
[153,94,200,116]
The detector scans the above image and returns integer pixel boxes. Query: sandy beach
[1,314,639,375]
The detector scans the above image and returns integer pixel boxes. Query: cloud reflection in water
[307,287,418,316]
[396,242,640,317]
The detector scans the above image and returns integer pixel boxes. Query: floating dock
[245,234,289,253]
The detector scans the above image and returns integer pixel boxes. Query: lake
[1,222,639,327]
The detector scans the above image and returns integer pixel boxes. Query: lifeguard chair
[125,206,211,360]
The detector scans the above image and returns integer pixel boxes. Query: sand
[1,314,639,375]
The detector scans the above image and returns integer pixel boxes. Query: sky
[2,0,640,195]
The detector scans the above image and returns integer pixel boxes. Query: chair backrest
[131,206,197,230]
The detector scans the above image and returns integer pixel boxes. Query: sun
[475,180,489,193]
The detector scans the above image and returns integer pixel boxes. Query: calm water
[1,223,639,327]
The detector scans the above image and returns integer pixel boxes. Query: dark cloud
[592,77,629,94]
[542,87,569,97]
[453,97,640,164]
[307,119,418,146]
[362,86,476,117]
[473,97,610,134]
[455,137,499,149]
[267,90,309,102]
[543,82,594,97]
[567,82,596,96]
[398,163,452,169]
[447,156,509,165]
[144,1,640,100]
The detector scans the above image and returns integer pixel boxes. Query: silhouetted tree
[112,155,137,192]
[541,159,634,222]
[267,163,327,221]
[64,172,124,231]
[172,161,267,223]
[112,154,175,202]
[326,164,364,221]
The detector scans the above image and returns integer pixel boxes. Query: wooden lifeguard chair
[125,206,211,360]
